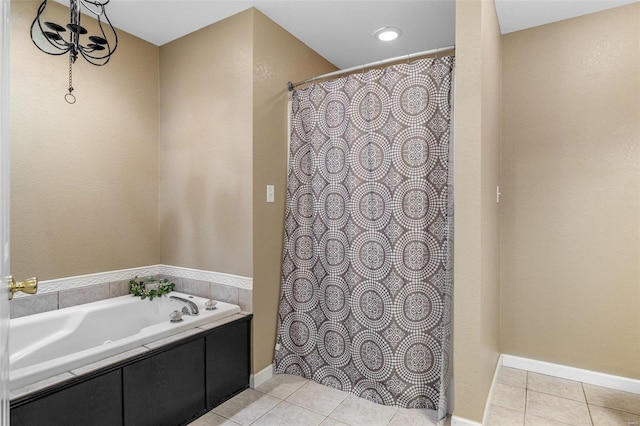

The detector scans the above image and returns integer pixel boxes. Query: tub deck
[9,292,242,397]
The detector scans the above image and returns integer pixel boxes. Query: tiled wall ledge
[10,265,253,319]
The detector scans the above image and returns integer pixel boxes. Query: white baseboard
[250,363,274,389]
[451,415,482,426]
[502,354,640,395]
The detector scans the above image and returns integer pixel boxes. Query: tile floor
[485,366,640,426]
[188,367,640,426]
[188,373,441,426]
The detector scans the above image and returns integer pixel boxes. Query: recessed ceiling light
[375,27,402,42]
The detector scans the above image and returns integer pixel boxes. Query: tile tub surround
[9,292,58,319]
[167,275,253,312]
[485,366,640,426]
[189,373,442,426]
[10,280,129,318]
[9,265,253,318]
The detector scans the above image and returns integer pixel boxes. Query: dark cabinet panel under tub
[124,339,206,426]
[10,314,252,426]
[206,317,250,408]
[11,370,123,426]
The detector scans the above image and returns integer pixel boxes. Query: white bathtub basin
[9,292,241,391]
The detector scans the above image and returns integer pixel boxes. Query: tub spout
[169,295,199,316]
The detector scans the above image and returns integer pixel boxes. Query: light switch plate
[267,185,275,203]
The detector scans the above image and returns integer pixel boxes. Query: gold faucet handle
[9,276,38,300]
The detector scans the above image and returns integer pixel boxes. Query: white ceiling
[494,0,637,34]
[67,0,637,69]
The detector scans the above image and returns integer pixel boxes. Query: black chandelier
[30,0,118,104]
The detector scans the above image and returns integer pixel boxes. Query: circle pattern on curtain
[275,57,454,415]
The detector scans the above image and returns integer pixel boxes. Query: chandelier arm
[80,0,110,15]
[46,37,70,51]
[36,27,70,53]
[30,0,71,55]
[79,49,109,65]
[78,14,117,63]
[99,8,118,55]
[81,3,99,17]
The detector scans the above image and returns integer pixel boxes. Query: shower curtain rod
[287,45,455,91]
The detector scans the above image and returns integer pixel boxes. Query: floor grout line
[582,381,595,426]
[248,398,284,426]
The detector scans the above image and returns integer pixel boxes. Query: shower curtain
[275,56,454,419]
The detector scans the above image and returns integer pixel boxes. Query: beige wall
[159,8,335,373]
[252,10,336,373]
[11,0,640,419]
[159,10,254,277]
[10,0,159,281]
[13,1,336,376]
[501,3,640,379]
[453,0,502,421]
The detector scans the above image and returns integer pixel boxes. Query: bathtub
[9,291,241,392]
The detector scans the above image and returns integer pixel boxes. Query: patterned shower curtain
[274,57,454,419]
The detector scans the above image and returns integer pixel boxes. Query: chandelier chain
[68,55,73,93]
[66,52,76,104]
